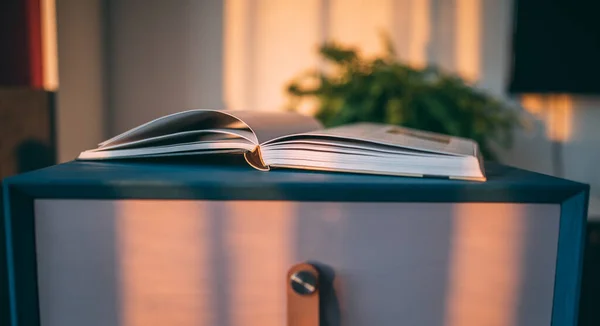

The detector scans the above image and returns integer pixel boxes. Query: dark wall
[0,89,56,176]
[0,88,56,326]
[510,0,600,93]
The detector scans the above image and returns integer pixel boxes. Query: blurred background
[1,0,599,324]
[3,0,600,203]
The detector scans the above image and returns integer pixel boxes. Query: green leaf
[285,33,522,161]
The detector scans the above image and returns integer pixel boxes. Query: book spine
[243,146,270,171]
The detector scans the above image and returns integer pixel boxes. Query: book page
[227,111,323,144]
[99,110,252,148]
[80,109,322,161]
[98,110,322,149]
[79,140,253,160]
[93,129,256,152]
[263,139,443,157]
[260,123,484,180]
[262,150,484,180]
[265,123,476,157]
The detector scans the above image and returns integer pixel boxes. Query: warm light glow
[224,0,251,111]
[223,0,517,116]
[41,0,59,90]
[520,94,574,142]
[329,0,395,56]
[224,0,400,112]
[115,200,298,326]
[117,201,213,326]
[407,0,431,68]
[225,201,296,326]
[224,0,321,111]
[520,94,545,115]
[224,0,492,111]
[455,0,481,81]
[546,94,573,142]
[444,204,525,326]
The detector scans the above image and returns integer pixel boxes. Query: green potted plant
[286,37,522,161]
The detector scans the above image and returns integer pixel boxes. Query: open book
[78,110,486,181]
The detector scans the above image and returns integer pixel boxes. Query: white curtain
[223,0,513,112]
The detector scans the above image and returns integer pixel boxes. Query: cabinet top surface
[2,159,588,203]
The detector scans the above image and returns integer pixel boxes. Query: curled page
[244,146,270,171]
